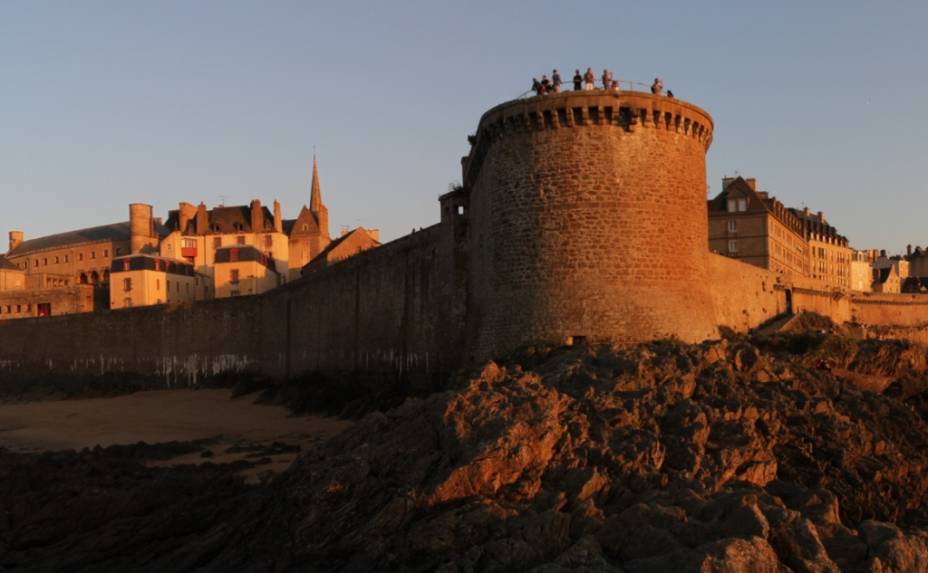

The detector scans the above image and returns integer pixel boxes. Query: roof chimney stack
[250,199,263,232]
[273,200,282,233]
[8,230,23,253]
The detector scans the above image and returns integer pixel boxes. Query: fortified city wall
[2,91,928,387]
[0,223,466,386]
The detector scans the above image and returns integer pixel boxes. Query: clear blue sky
[2,1,926,252]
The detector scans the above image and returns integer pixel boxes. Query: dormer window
[726,197,747,213]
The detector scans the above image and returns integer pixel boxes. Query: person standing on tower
[650,77,664,94]
[532,77,542,96]
[552,69,562,93]
[541,74,551,94]
[573,69,582,91]
[584,67,595,90]
[601,69,612,89]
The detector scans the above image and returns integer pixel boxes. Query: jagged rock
[4,332,928,572]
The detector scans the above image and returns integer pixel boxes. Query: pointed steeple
[310,152,322,212]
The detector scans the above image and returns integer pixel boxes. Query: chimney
[744,178,757,191]
[273,200,282,233]
[250,199,263,232]
[8,230,23,252]
[196,202,209,234]
[908,244,913,257]
[817,211,824,223]
[880,249,887,258]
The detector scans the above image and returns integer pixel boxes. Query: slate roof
[164,205,276,235]
[7,221,169,257]
[304,228,381,270]
[0,256,20,270]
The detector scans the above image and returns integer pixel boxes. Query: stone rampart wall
[851,293,928,327]
[0,225,464,387]
[707,253,785,331]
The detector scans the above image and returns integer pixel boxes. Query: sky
[1,1,926,252]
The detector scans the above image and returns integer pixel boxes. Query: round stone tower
[129,203,156,254]
[463,90,718,358]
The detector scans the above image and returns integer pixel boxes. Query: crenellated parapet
[463,89,720,358]
[463,91,713,186]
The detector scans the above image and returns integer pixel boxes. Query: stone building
[0,257,25,292]
[285,156,331,280]
[790,208,851,290]
[3,203,161,288]
[302,227,381,273]
[904,245,928,279]
[850,250,875,292]
[707,177,808,276]
[109,255,208,309]
[159,200,291,283]
[873,265,902,293]
[213,245,280,298]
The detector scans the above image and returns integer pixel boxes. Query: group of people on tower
[531,68,672,97]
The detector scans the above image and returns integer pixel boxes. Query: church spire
[310,152,322,212]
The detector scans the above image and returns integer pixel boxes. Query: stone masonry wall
[464,92,718,358]
[851,293,928,327]
[0,224,466,386]
[706,253,785,331]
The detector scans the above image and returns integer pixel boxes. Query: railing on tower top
[514,79,657,100]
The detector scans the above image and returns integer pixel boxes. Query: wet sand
[0,389,351,481]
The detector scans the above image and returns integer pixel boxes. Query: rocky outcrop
[201,333,928,572]
[4,329,928,572]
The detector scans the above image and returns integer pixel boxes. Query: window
[728,240,738,254]
[91,251,96,259]
[122,278,132,291]
[33,259,38,267]
[213,237,221,249]
[124,298,133,308]
[16,304,22,313]
[236,235,246,245]
[64,255,69,263]
[104,249,109,257]
[166,279,171,292]
[79,253,84,262]
[301,224,308,231]
[727,219,736,233]
[156,279,161,290]
[54,256,59,264]
[230,269,240,284]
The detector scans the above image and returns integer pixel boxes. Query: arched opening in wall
[102,269,110,284]
[785,289,793,314]
[79,273,88,285]
[91,271,100,285]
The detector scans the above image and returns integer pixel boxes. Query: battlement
[463,91,713,186]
